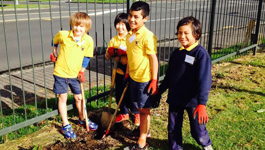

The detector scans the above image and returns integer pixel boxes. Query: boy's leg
[130,79,152,148]
[168,105,185,150]
[187,107,212,147]
[138,108,150,147]
[58,93,69,126]
[69,78,98,130]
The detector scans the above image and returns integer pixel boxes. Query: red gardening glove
[193,104,209,124]
[77,71,85,83]
[116,49,127,56]
[50,53,57,62]
[107,47,118,57]
[148,79,158,95]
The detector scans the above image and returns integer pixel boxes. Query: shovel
[108,60,119,108]
[102,82,129,140]
[80,82,90,132]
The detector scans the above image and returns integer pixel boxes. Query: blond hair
[69,12,92,32]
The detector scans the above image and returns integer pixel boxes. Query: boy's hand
[50,53,57,62]
[77,71,85,83]
[148,79,158,95]
[193,104,209,124]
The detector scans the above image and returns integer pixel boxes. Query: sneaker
[203,145,213,150]
[134,114,140,126]
[61,124,76,139]
[127,127,151,139]
[78,118,98,131]
[115,114,129,123]
[124,144,148,150]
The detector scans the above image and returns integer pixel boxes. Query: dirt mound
[43,108,136,150]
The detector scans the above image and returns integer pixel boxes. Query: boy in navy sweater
[158,16,213,150]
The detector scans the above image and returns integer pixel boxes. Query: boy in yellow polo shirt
[124,1,158,149]
[105,13,140,126]
[50,12,98,140]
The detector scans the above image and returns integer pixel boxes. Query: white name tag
[119,44,127,51]
[185,55,195,65]
[129,34,136,43]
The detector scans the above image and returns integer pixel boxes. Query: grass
[0,85,111,143]
[150,51,265,150]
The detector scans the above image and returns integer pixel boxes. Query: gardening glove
[77,71,85,83]
[147,79,158,95]
[107,47,118,57]
[50,52,57,62]
[116,49,127,56]
[123,73,130,87]
[193,104,209,124]
[151,92,161,108]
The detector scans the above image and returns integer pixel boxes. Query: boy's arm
[78,57,90,83]
[147,54,158,95]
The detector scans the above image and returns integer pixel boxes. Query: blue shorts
[130,78,152,108]
[53,75,81,94]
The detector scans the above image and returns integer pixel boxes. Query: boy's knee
[74,94,82,101]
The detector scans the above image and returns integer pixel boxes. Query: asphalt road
[0,0,262,72]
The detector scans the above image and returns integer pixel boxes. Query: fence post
[207,0,216,56]
[253,0,263,55]
[127,0,133,14]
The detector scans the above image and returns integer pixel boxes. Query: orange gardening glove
[193,104,209,124]
[50,53,57,62]
[77,71,85,83]
[148,79,158,95]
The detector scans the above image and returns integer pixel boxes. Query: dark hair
[176,16,201,40]
[130,1,150,18]
[114,13,131,31]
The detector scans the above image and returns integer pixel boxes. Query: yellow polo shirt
[126,25,157,82]
[53,30,94,78]
[108,34,127,50]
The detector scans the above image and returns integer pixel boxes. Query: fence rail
[0,0,264,140]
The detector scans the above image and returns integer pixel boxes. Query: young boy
[105,13,140,126]
[50,12,98,140]
[125,1,158,149]
[158,16,213,150]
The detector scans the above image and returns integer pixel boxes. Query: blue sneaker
[78,118,98,131]
[61,124,76,139]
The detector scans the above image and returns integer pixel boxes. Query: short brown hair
[69,12,92,32]
[176,16,201,40]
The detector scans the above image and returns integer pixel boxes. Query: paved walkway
[0,64,111,109]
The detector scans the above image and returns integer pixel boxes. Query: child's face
[73,23,86,38]
[177,24,196,48]
[116,21,128,36]
[128,10,148,32]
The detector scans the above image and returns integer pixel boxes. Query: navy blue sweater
[159,45,212,107]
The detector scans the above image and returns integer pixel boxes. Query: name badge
[119,44,127,51]
[129,34,136,43]
[185,55,195,65]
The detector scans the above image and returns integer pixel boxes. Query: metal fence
[0,0,264,140]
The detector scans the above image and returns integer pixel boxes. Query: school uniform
[52,30,94,94]
[107,35,138,114]
[126,25,157,108]
[159,42,212,150]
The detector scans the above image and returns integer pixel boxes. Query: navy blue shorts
[53,75,81,94]
[130,78,152,108]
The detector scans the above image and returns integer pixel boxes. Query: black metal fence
[0,0,264,140]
